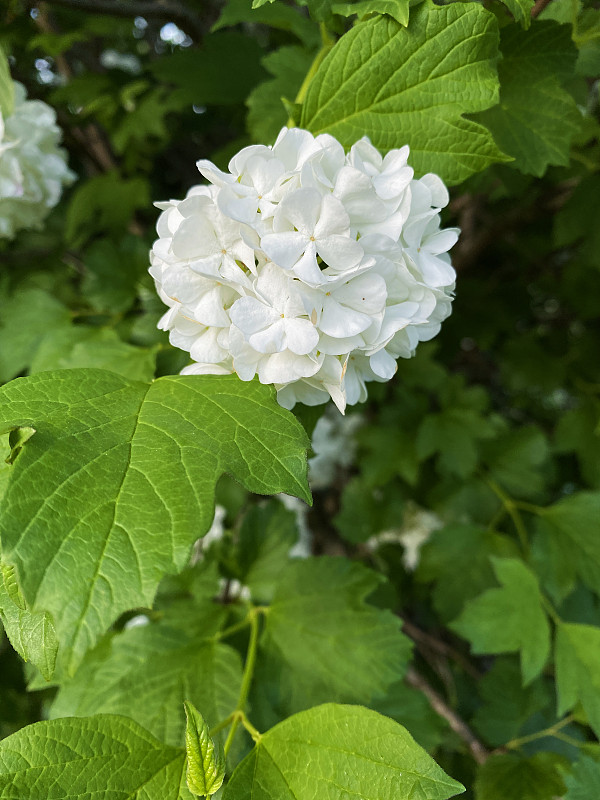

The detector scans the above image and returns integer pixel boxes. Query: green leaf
[475,753,567,800]
[498,0,534,28]
[331,0,412,26]
[555,621,600,737]
[0,369,310,672]
[0,563,58,682]
[334,476,404,543]
[150,34,267,106]
[0,44,14,118]
[301,2,509,185]
[261,557,412,710]
[536,492,600,599]
[224,704,465,800]
[417,525,518,622]
[247,46,314,144]
[237,502,298,603]
[81,235,150,313]
[0,715,192,799]
[51,605,242,746]
[554,400,600,488]
[371,679,450,751]
[564,756,600,799]
[450,558,550,685]
[477,21,580,177]
[471,657,551,747]
[416,408,495,478]
[184,701,225,797]
[0,288,71,383]
[31,327,157,383]
[65,171,150,248]
[213,0,319,47]
[483,426,549,498]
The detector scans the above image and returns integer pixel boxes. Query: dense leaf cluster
[0,0,599,797]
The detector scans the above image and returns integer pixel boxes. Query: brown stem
[401,617,482,681]
[531,0,553,19]
[32,0,204,40]
[405,666,490,765]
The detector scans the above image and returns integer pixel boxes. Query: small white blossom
[0,82,74,239]
[151,128,458,412]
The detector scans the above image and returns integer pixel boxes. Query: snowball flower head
[150,128,458,413]
[0,82,75,239]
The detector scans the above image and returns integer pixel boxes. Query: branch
[401,617,482,680]
[405,666,490,765]
[37,0,204,41]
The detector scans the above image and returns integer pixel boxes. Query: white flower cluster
[0,82,74,239]
[151,127,458,412]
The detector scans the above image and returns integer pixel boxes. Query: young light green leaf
[0,369,310,673]
[261,557,412,711]
[555,621,600,737]
[474,753,567,800]
[51,607,242,747]
[0,563,58,681]
[301,1,509,184]
[0,715,191,799]
[184,701,226,797]
[6,426,36,465]
[224,704,465,799]
[0,44,15,118]
[477,22,580,177]
[450,558,550,685]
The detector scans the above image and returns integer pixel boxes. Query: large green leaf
[477,21,580,177]
[301,1,508,184]
[555,621,600,737]
[260,557,412,711]
[224,704,465,799]
[0,370,310,672]
[450,558,550,685]
[0,45,14,118]
[0,715,192,799]
[50,605,242,746]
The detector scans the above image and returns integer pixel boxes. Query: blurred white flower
[0,82,75,239]
[151,127,458,412]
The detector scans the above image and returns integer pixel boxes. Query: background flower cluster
[0,82,74,239]
[150,127,458,411]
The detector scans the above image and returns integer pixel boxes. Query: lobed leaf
[301,1,509,184]
[0,369,310,673]
[555,621,600,737]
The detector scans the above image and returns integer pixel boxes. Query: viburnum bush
[0,0,599,798]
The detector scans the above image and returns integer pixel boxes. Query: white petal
[425,227,460,255]
[332,273,387,315]
[419,173,450,208]
[317,234,363,273]
[229,296,280,335]
[284,317,319,355]
[370,348,398,379]
[320,296,372,338]
[190,327,228,363]
[249,320,287,354]
[261,231,308,269]
[191,286,231,327]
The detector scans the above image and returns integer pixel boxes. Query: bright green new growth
[0,369,310,673]
[555,622,600,738]
[184,701,226,797]
[301,1,509,183]
[224,703,465,799]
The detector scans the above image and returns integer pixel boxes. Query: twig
[405,666,490,765]
[401,617,482,680]
[35,0,204,40]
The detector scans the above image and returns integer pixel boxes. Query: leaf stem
[505,714,575,750]
[541,594,562,625]
[223,607,262,758]
[485,478,530,555]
